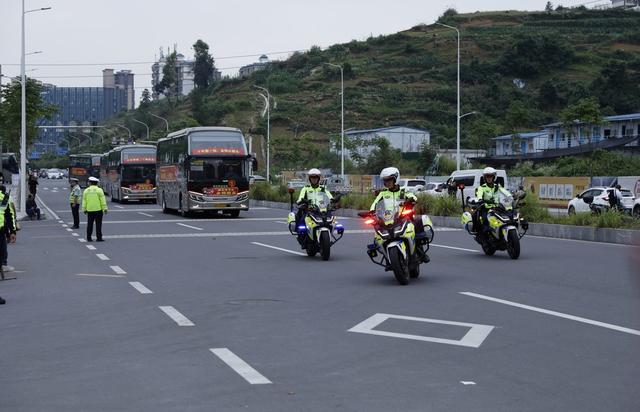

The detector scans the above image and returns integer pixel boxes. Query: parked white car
[397,178,427,194]
[567,187,635,215]
[46,169,64,179]
[423,182,446,196]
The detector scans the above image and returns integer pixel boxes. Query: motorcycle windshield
[374,197,401,226]
[497,191,515,210]
[307,191,331,213]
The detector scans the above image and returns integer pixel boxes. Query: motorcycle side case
[461,211,472,226]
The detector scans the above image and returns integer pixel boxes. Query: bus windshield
[122,165,155,181]
[188,158,244,181]
[189,131,246,156]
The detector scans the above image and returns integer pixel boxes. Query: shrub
[416,194,462,217]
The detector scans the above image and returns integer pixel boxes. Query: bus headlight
[236,191,249,202]
[189,192,205,202]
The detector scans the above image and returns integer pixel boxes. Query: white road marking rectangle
[159,306,194,326]
[209,348,272,385]
[96,253,110,261]
[176,223,204,231]
[137,212,153,217]
[62,224,68,227]
[72,233,79,237]
[76,273,125,278]
[78,238,87,243]
[251,241,306,256]
[461,292,640,337]
[86,245,97,250]
[129,281,153,294]
[110,265,127,275]
[66,228,73,232]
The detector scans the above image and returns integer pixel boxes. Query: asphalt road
[1,179,639,411]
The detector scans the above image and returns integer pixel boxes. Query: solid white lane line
[176,223,204,231]
[37,196,61,220]
[209,348,272,385]
[159,306,194,326]
[431,244,479,253]
[99,230,457,240]
[76,273,125,278]
[96,253,110,261]
[137,212,153,217]
[129,281,153,294]
[251,241,306,256]
[54,208,159,213]
[110,265,127,275]
[525,234,633,248]
[86,245,97,250]
[461,292,640,337]
[72,233,79,237]
[114,205,124,209]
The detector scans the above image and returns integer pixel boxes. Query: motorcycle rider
[368,167,429,262]
[473,167,511,232]
[369,167,417,211]
[295,168,334,233]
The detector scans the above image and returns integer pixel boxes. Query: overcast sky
[0,0,591,96]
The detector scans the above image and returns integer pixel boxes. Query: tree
[154,51,177,101]
[364,137,401,174]
[140,88,152,109]
[193,39,216,90]
[0,78,57,153]
[419,142,437,172]
[560,97,603,145]
[545,2,554,13]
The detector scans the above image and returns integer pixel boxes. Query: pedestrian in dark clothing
[26,194,41,220]
[69,178,81,228]
[0,185,17,272]
[28,175,38,197]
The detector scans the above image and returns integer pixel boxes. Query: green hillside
[108,7,640,174]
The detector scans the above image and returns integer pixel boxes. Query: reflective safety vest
[297,185,333,206]
[475,184,510,207]
[0,192,16,231]
[369,187,416,211]
[82,185,107,213]
[69,185,82,205]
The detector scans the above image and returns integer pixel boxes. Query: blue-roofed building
[493,132,548,156]
[543,112,640,150]
[334,126,430,162]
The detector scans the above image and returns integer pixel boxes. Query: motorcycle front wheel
[506,230,521,260]
[306,240,318,257]
[320,231,331,261]
[388,247,409,285]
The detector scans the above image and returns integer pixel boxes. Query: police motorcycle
[358,196,434,285]
[460,185,528,260]
[287,189,344,261]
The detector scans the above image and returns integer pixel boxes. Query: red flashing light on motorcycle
[401,208,413,217]
[364,218,376,225]
[458,184,465,190]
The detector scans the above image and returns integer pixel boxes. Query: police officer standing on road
[82,176,107,242]
[69,178,82,229]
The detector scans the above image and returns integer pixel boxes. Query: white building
[239,55,270,78]
[337,126,431,161]
[151,48,222,100]
[493,132,549,156]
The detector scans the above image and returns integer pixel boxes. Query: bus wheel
[179,196,189,218]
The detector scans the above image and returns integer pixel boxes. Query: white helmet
[380,167,400,182]
[307,168,321,178]
[482,167,497,177]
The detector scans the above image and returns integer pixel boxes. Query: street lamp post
[132,118,150,140]
[254,85,271,182]
[435,22,461,171]
[76,132,93,147]
[20,1,51,213]
[324,63,345,179]
[116,124,132,142]
[149,113,169,132]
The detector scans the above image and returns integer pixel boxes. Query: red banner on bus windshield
[203,186,239,196]
[191,148,244,155]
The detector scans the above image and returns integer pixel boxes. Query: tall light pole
[132,118,150,140]
[76,132,93,147]
[254,85,271,182]
[20,1,51,213]
[116,124,132,142]
[324,63,345,179]
[435,22,461,171]
[149,113,169,132]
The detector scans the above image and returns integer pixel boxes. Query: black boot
[0,296,6,305]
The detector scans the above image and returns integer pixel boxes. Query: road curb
[250,200,640,245]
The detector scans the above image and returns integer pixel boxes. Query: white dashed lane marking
[96,253,110,261]
[110,266,127,275]
[209,348,272,385]
[159,306,194,326]
[176,223,204,231]
[86,245,97,250]
[129,281,153,294]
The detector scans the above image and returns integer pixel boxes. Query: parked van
[445,169,509,201]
